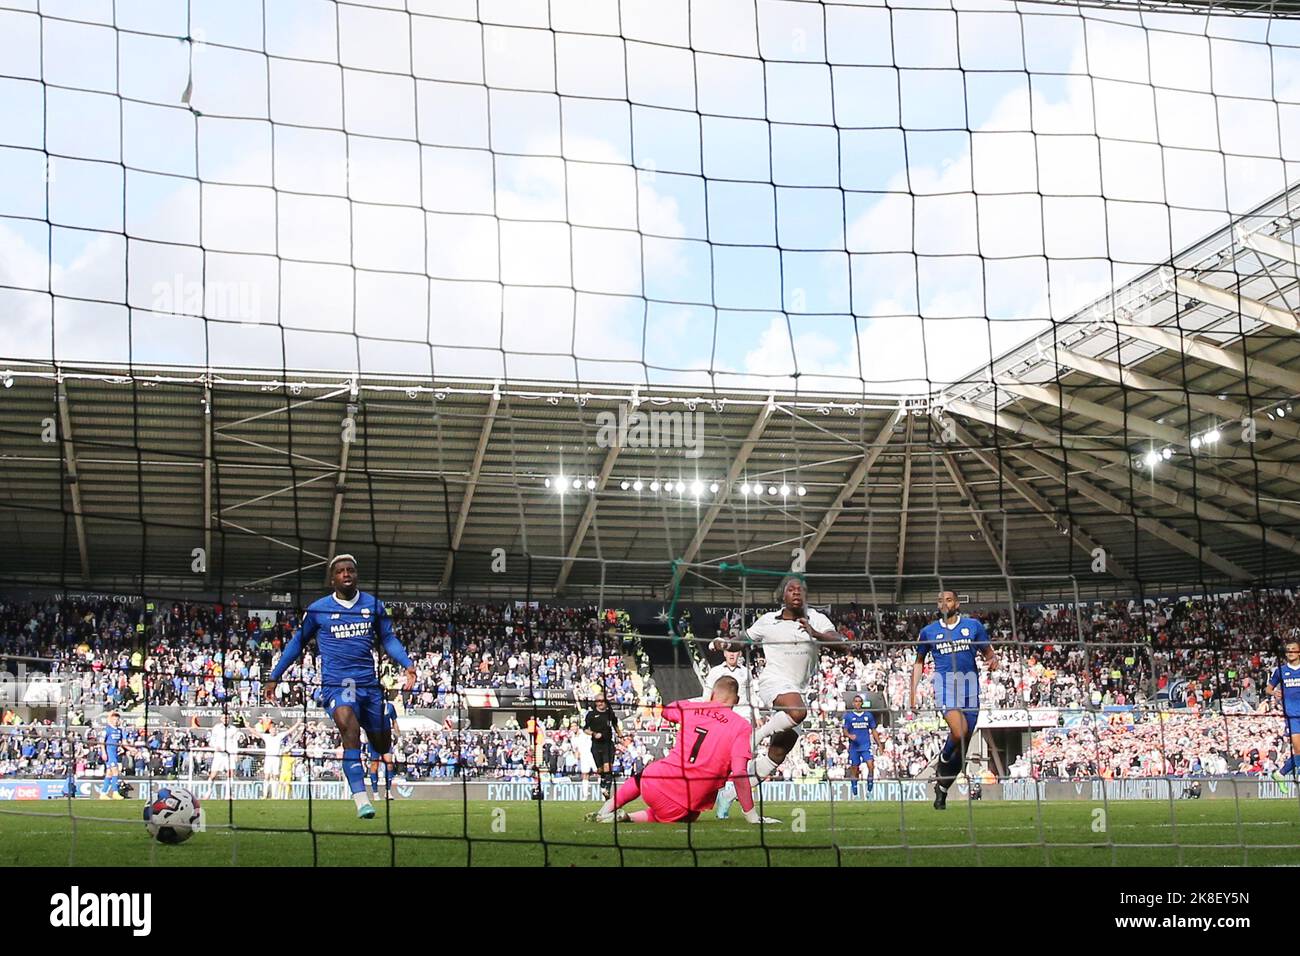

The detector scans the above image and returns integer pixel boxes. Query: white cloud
[0,4,1294,398]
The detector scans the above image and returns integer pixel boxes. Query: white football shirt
[747,607,835,690]
[208,725,228,753]
[701,660,754,706]
[261,731,290,759]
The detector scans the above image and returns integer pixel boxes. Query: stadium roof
[1048,0,1300,15]
[2,186,1300,606]
[1046,0,1300,16]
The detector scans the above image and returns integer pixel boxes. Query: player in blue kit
[364,690,401,801]
[844,694,883,797]
[1268,635,1300,795]
[98,711,127,800]
[909,591,998,810]
[264,555,416,818]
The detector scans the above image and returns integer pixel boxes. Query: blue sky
[2,0,1300,393]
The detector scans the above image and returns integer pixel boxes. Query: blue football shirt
[269,591,412,688]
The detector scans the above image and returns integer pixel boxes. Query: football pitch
[3,798,1299,866]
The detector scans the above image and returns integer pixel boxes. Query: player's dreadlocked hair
[775,573,807,605]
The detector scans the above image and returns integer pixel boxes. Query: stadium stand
[3,590,1296,785]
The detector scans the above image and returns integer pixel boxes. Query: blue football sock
[342,749,367,796]
[866,773,874,793]
[937,749,963,788]
[1282,756,1297,777]
[850,778,858,796]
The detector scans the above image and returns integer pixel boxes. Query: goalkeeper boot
[933,783,948,811]
[715,781,736,820]
[357,801,376,819]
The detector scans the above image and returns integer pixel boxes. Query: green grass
[3,797,1299,866]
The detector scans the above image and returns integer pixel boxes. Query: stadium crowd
[0,716,669,783]
[725,590,1299,781]
[2,589,1298,783]
[1027,711,1293,779]
[0,597,645,712]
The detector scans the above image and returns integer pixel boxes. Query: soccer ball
[143,787,202,844]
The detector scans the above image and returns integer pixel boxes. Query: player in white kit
[744,576,845,788]
[206,714,241,797]
[701,641,755,721]
[575,727,598,782]
[247,720,304,799]
[700,640,756,818]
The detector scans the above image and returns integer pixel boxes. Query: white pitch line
[701,820,1294,834]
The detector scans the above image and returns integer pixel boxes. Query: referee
[583,692,620,799]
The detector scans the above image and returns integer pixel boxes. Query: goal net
[1,0,1299,866]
